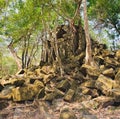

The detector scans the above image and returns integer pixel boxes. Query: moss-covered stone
[80,80,96,88]
[95,75,115,95]
[102,68,115,78]
[12,84,40,101]
[33,80,44,88]
[54,88,65,98]
[81,64,100,78]
[13,79,25,87]
[43,74,55,84]
[44,92,56,101]
[116,50,120,59]
[1,78,25,86]
[109,89,120,102]
[57,79,70,92]
[64,89,75,102]
[115,70,120,85]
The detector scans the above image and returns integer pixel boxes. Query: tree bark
[83,0,94,66]
[8,42,22,69]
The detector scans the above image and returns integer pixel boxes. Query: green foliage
[0,47,17,76]
[56,0,76,18]
[88,0,120,34]
[88,0,120,49]
[0,0,120,74]
[0,0,6,12]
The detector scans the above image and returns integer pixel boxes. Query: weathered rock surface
[0,49,120,103]
[12,84,40,101]
[115,69,120,85]
[102,68,115,78]
[116,50,120,59]
[95,75,115,95]
[109,88,120,102]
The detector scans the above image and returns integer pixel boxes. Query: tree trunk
[83,0,94,66]
[8,42,21,69]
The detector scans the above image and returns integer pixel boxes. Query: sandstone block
[95,75,115,95]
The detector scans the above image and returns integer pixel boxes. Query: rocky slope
[0,41,120,118]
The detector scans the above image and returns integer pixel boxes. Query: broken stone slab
[25,70,36,77]
[45,84,54,94]
[109,89,120,102]
[0,89,12,100]
[12,84,40,101]
[94,56,104,66]
[80,80,96,88]
[57,79,71,92]
[69,80,78,90]
[0,85,14,100]
[41,65,55,74]
[102,68,115,78]
[71,72,85,82]
[1,85,15,96]
[99,65,105,71]
[82,96,114,109]
[116,50,120,59]
[64,89,75,102]
[1,78,25,87]
[105,57,120,68]
[44,88,64,101]
[56,76,66,81]
[33,80,44,88]
[80,87,90,95]
[13,79,25,87]
[43,74,55,84]
[54,88,65,99]
[81,64,100,79]
[90,89,99,98]
[101,49,115,57]
[81,100,99,110]
[93,96,114,108]
[115,69,120,85]
[95,74,115,95]
[34,68,45,77]
[77,86,98,98]
[43,92,56,101]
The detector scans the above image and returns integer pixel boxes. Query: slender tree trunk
[8,42,21,69]
[83,0,94,66]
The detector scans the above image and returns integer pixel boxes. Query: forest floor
[0,99,120,119]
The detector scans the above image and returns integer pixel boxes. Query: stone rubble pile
[0,42,120,109]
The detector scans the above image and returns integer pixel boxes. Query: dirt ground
[0,99,120,119]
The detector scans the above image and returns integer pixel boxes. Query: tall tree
[83,0,94,66]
